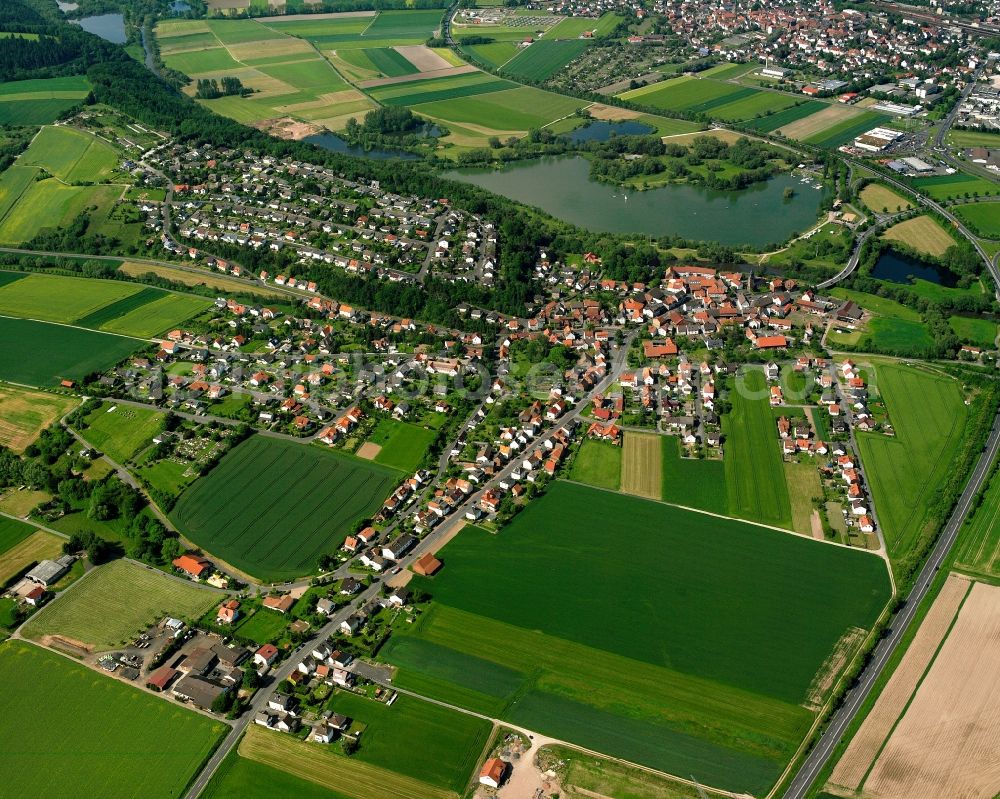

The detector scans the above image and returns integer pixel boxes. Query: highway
[782,408,1000,798]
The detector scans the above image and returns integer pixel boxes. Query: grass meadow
[0,76,89,125]
[723,368,793,528]
[0,640,226,796]
[0,516,37,558]
[18,126,118,183]
[76,401,164,464]
[856,363,968,564]
[365,418,435,473]
[948,315,997,347]
[172,436,401,580]
[0,273,140,323]
[568,438,621,490]
[388,481,891,793]
[859,183,913,213]
[830,287,935,356]
[325,690,490,794]
[953,463,1000,579]
[0,384,77,453]
[746,100,826,132]
[953,201,1000,238]
[911,171,1000,201]
[22,560,220,649]
[0,317,141,386]
[881,215,956,258]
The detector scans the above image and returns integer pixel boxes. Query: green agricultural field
[0,640,226,796]
[701,61,755,80]
[0,75,89,125]
[99,292,213,338]
[0,516,37,557]
[856,363,968,564]
[745,100,827,132]
[619,76,758,115]
[501,39,588,81]
[829,287,936,355]
[22,560,219,650]
[953,201,1000,238]
[548,13,620,39]
[0,317,141,386]
[171,436,401,581]
[364,9,443,38]
[257,58,349,92]
[206,18,287,44]
[76,401,164,463]
[661,435,728,514]
[0,273,141,324]
[73,286,166,329]
[804,111,887,149]
[947,128,1000,148]
[882,215,956,258]
[0,179,119,245]
[163,47,243,75]
[370,72,515,107]
[414,86,583,131]
[364,47,418,77]
[364,418,435,473]
[385,482,891,794]
[568,438,621,490]
[953,462,1000,578]
[911,171,1000,200]
[204,750,350,799]
[258,15,372,39]
[948,315,997,347]
[18,126,118,183]
[0,166,38,223]
[463,42,518,68]
[723,368,793,528]
[709,91,801,123]
[324,690,490,794]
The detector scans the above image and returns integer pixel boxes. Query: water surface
[566,119,655,143]
[305,132,419,161]
[445,156,825,247]
[72,13,126,44]
[871,249,958,287]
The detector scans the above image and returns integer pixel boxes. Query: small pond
[871,249,959,287]
[304,132,420,161]
[565,119,655,143]
[71,13,126,44]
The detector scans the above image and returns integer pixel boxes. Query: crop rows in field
[745,100,826,131]
[501,39,588,81]
[620,430,661,499]
[0,77,89,125]
[722,368,793,528]
[911,171,1000,200]
[856,363,967,561]
[172,437,400,580]
[0,641,227,797]
[804,111,887,148]
[387,482,891,793]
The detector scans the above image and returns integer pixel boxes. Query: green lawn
[233,608,289,644]
[856,363,969,564]
[948,315,997,347]
[77,401,164,464]
[661,435,727,514]
[22,559,220,649]
[17,126,118,183]
[385,481,891,794]
[171,437,401,581]
[952,201,1000,238]
[365,418,436,473]
[325,690,491,794]
[0,640,227,796]
[0,317,141,386]
[568,438,621,490]
[722,368,793,528]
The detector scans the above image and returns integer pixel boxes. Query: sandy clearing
[777,103,861,140]
[252,117,323,140]
[587,103,643,121]
[620,431,662,500]
[828,574,971,790]
[862,580,1000,799]
[810,510,824,540]
[358,64,478,88]
[356,442,381,460]
[394,44,452,72]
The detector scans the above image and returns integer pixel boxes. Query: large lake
[72,13,126,44]
[444,156,826,247]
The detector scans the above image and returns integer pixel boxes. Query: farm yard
[21,559,220,651]
[0,384,77,453]
[387,481,892,794]
[239,723,463,799]
[620,430,662,499]
[0,75,90,125]
[855,363,969,565]
[881,215,956,258]
[171,436,401,580]
[0,640,226,797]
[722,368,793,528]
[829,577,1000,799]
[0,317,142,386]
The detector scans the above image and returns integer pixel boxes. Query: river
[444,156,826,247]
